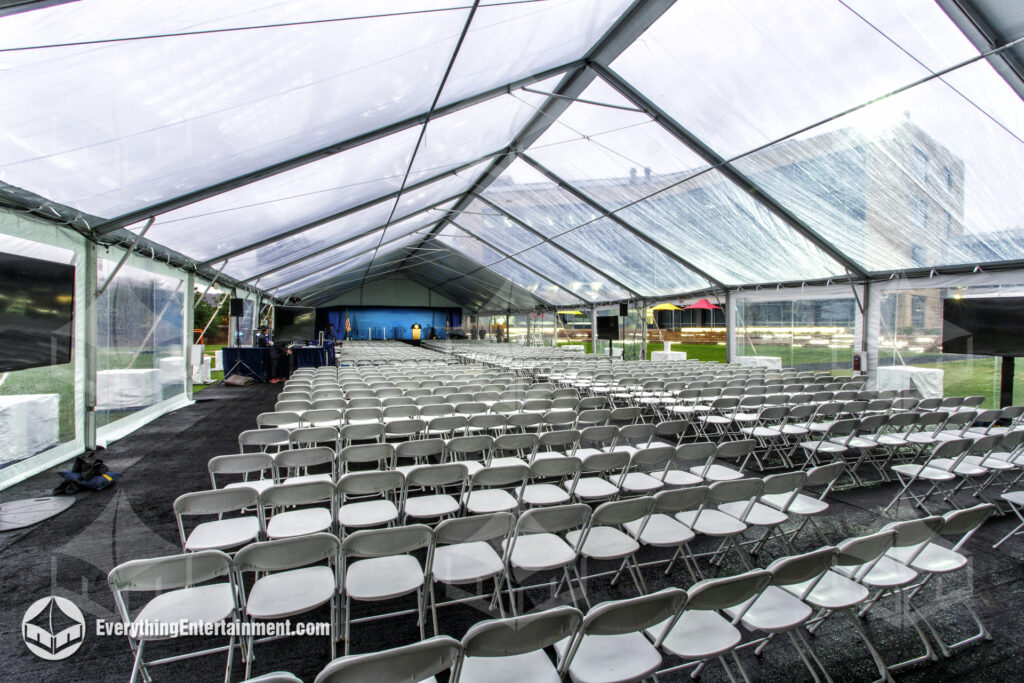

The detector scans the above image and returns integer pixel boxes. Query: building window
[912,197,928,229]
[913,146,929,182]
[911,245,926,263]
[943,166,954,190]
[911,295,928,328]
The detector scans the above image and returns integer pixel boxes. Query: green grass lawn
[193,344,225,392]
[0,364,76,441]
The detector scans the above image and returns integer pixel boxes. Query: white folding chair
[431,512,515,633]
[234,533,340,678]
[174,487,262,552]
[336,470,404,534]
[402,463,467,523]
[259,480,334,539]
[340,524,434,655]
[314,636,461,683]
[108,550,241,683]
[454,606,583,682]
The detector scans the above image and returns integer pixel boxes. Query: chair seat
[505,533,576,571]
[836,556,918,588]
[433,541,504,584]
[905,433,939,445]
[690,464,743,482]
[225,479,277,494]
[887,543,967,574]
[742,427,783,439]
[246,566,335,619]
[345,555,424,600]
[184,516,261,551]
[647,610,741,660]
[337,500,399,529]
[890,464,956,481]
[266,507,333,539]
[717,501,788,527]
[533,451,567,461]
[283,473,334,486]
[487,456,528,469]
[133,583,235,640]
[519,483,571,506]
[928,458,988,476]
[799,441,846,453]
[554,632,662,683]
[783,569,868,610]
[675,509,746,537]
[780,425,809,437]
[568,477,620,500]
[457,649,560,683]
[1001,490,1024,506]
[961,455,1015,470]
[565,526,640,561]
[464,489,519,514]
[574,447,607,460]
[619,472,664,493]
[624,513,695,546]
[760,492,828,516]
[831,436,878,449]
[656,469,704,486]
[875,434,908,447]
[725,585,812,632]
[404,494,460,519]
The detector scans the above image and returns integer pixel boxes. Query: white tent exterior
[3,0,1024,485]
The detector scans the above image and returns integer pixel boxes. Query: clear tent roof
[2,0,1024,312]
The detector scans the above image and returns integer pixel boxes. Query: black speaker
[597,316,619,340]
[229,298,244,317]
[619,303,628,317]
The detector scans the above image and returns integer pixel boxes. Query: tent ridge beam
[474,194,643,298]
[405,245,553,308]
[591,63,869,280]
[518,152,729,291]
[91,61,581,237]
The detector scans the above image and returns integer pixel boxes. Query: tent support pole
[84,240,98,450]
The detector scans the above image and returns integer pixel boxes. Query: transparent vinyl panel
[512,241,629,302]
[617,169,845,285]
[732,63,1024,273]
[436,224,506,268]
[610,0,934,160]
[526,78,712,209]
[483,158,601,236]
[438,0,632,107]
[274,251,375,298]
[0,1,468,218]
[455,199,544,253]
[737,297,856,370]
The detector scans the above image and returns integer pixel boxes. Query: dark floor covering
[2,382,1024,681]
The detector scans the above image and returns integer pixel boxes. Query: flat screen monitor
[596,315,619,341]
[273,306,316,342]
[942,296,1024,357]
[0,252,75,372]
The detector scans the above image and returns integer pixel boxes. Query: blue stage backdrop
[317,306,462,340]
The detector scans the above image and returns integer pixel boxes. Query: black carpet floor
[2,383,1024,682]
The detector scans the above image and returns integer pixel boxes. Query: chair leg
[429,581,440,636]
[785,630,822,683]
[344,594,352,656]
[129,640,146,683]
[842,608,895,683]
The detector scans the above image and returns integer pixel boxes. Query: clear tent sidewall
[0,210,193,490]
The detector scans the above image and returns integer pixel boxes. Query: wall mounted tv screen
[0,252,75,372]
[274,306,316,341]
[942,296,1024,357]
[596,315,619,341]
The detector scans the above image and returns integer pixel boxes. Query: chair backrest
[538,429,581,449]
[715,439,755,462]
[259,412,302,428]
[395,438,445,462]
[835,530,896,570]
[580,449,630,474]
[939,503,996,546]
[494,432,539,453]
[341,442,395,466]
[653,485,708,514]
[435,511,515,546]
[761,470,806,497]
[383,405,419,419]
[629,445,674,469]
[707,477,763,505]
[314,636,462,683]
[516,503,591,534]
[405,462,468,488]
[109,549,233,592]
[885,515,944,548]
[208,453,273,487]
[675,441,715,464]
[683,569,773,611]
[581,588,687,636]
[447,434,494,455]
[341,523,433,559]
[470,463,529,488]
[529,455,582,479]
[337,470,404,498]
[589,496,655,527]
[276,446,335,471]
[261,480,334,507]
[302,408,343,426]
[239,428,289,450]
[803,461,846,490]
[174,487,257,516]
[341,422,385,442]
[765,546,835,587]
[461,605,583,657]
[235,532,340,574]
